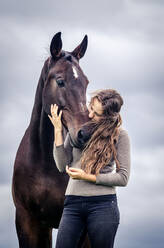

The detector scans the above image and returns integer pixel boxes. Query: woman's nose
[88,111,94,119]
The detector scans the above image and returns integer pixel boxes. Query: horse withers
[12,32,90,248]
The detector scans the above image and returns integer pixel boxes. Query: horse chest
[14,164,67,206]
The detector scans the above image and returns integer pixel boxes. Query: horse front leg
[15,207,52,248]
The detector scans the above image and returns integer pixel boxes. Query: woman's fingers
[66,166,84,180]
[68,167,82,173]
[66,170,78,177]
[66,166,73,174]
[50,104,63,119]
[48,104,63,131]
[54,104,58,115]
[48,115,56,127]
[69,172,78,176]
[59,110,62,118]
[48,115,53,123]
[51,104,57,116]
[68,168,79,172]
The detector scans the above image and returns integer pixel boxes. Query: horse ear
[50,32,62,59]
[72,35,88,60]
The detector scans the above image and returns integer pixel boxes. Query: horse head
[41,32,90,147]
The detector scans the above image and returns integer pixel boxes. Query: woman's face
[88,98,103,121]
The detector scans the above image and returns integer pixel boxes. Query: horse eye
[56,79,65,87]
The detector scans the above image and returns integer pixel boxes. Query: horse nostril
[77,129,90,146]
[77,130,84,140]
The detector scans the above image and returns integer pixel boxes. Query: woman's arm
[53,133,73,172]
[48,104,73,172]
[95,129,131,187]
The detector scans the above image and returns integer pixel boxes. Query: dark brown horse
[12,32,90,248]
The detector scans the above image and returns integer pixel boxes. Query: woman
[48,89,131,248]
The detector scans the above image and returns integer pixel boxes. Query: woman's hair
[80,89,123,175]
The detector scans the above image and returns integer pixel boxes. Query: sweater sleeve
[95,129,131,187]
[53,133,73,172]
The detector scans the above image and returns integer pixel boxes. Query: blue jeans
[56,194,120,248]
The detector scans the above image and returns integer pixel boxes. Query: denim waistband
[65,194,117,203]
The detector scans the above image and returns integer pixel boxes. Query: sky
[0,0,164,247]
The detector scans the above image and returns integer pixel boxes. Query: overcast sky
[0,0,164,247]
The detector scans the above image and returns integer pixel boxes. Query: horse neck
[39,108,54,162]
[28,68,54,163]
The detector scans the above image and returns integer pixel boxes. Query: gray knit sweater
[53,128,131,196]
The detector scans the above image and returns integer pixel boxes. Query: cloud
[0,185,18,247]
[1,0,164,45]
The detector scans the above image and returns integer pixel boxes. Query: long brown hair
[80,89,123,175]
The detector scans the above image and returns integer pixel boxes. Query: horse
[12,32,90,248]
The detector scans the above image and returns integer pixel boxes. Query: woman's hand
[48,104,62,131]
[66,166,86,180]
[66,166,96,183]
[48,104,63,146]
